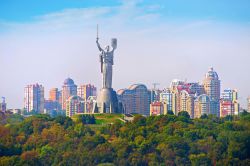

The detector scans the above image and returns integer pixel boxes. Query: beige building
[179,90,195,118]
[169,80,203,118]
[194,95,210,118]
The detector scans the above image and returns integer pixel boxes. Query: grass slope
[94,113,124,125]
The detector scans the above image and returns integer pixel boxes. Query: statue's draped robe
[101,51,114,89]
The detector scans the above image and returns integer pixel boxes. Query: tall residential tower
[203,67,221,116]
[77,84,97,101]
[61,78,77,110]
[24,84,44,113]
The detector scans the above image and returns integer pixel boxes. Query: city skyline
[2,66,247,109]
[0,0,250,108]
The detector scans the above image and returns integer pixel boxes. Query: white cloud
[0,0,166,35]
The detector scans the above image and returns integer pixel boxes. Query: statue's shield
[111,38,117,49]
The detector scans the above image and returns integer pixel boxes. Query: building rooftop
[205,67,219,79]
[68,95,83,101]
[128,84,147,90]
[64,78,75,85]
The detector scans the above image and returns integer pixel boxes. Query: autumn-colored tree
[0,112,250,165]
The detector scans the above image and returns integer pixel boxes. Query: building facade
[220,89,239,117]
[203,67,221,117]
[24,84,44,113]
[150,101,167,116]
[180,90,195,118]
[66,96,85,117]
[220,100,235,117]
[49,88,60,101]
[117,89,134,114]
[170,79,185,115]
[61,78,77,110]
[151,89,162,102]
[194,94,210,118]
[160,88,173,113]
[48,88,61,110]
[169,80,204,117]
[77,84,97,101]
[44,99,60,112]
[117,84,151,116]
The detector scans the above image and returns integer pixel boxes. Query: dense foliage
[74,114,96,124]
[0,112,250,166]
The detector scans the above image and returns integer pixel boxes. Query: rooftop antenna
[152,83,160,90]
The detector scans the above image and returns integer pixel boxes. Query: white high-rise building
[203,67,221,117]
[221,89,238,101]
[24,84,44,113]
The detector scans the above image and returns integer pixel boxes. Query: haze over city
[0,0,250,109]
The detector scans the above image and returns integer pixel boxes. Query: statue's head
[105,45,110,52]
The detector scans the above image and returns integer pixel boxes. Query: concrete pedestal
[96,88,120,113]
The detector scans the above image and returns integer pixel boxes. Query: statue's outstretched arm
[96,39,104,52]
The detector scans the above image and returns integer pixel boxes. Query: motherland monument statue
[94,25,121,114]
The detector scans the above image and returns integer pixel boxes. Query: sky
[0,0,250,108]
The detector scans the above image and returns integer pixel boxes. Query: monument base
[94,88,121,113]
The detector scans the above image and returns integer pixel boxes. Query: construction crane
[152,83,160,90]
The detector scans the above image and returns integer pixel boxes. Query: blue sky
[0,0,250,108]
[0,0,120,21]
[1,0,249,22]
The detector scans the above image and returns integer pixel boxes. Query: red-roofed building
[150,101,167,116]
[220,100,235,117]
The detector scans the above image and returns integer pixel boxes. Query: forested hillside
[0,112,250,166]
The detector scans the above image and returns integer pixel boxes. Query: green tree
[189,153,211,166]
[178,111,190,119]
[39,145,55,165]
